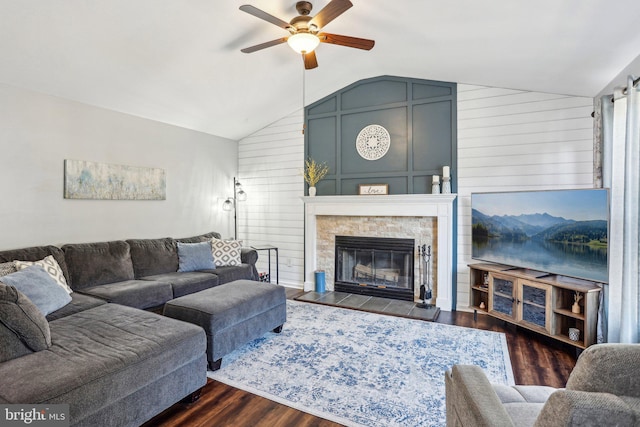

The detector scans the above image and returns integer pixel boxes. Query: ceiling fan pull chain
[302,66,306,135]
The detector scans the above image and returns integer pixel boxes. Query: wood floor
[144,288,578,427]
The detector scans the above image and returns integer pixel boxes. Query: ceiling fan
[239,0,375,69]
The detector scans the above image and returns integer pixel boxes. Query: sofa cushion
[0,245,71,287]
[492,384,558,404]
[79,279,173,309]
[127,237,178,277]
[0,265,72,316]
[0,283,51,362]
[62,241,135,289]
[202,264,256,284]
[46,292,107,322]
[211,238,242,267]
[15,255,72,293]
[490,384,557,427]
[176,231,222,243]
[178,241,216,272]
[0,303,206,424]
[504,402,546,427]
[141,272,219,298]
[0,261,16,276]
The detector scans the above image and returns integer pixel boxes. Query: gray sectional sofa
[0,231,259,427]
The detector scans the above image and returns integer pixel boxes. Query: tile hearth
[295,291,441,321]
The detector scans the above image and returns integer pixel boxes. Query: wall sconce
[222,177,247,240]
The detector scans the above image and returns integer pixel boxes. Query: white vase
[309,186,317,197]
[442,177,451,194]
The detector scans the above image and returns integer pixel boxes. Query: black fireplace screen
[335,236,414,299]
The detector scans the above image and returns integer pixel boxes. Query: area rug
[208,300,514,427]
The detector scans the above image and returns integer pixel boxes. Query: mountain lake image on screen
[471,189,608,283]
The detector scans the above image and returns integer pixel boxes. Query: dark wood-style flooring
[144,288,577,427]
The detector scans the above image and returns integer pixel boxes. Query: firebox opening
[335,236,415,301]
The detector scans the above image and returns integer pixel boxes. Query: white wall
[456,84,594,309]
[237,110,304,287]
[0,83,237,250]
[238,85,595,300]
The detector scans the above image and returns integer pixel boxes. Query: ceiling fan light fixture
[287,32,320,53]
[240,1,374,69]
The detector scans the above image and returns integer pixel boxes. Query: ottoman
[163,279,287,370]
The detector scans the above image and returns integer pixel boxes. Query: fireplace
[302,194,456,310]
[335,236,415,301]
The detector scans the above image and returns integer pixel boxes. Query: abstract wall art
[64,159,166,200]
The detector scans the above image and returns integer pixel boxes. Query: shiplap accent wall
[456,84,594,309]
[238,85,595,299]
[237,109,305,287]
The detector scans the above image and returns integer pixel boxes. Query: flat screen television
[471,189,609,283]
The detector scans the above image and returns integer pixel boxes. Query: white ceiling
[1,0,639,140]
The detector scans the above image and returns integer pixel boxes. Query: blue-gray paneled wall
[305,76,457,195]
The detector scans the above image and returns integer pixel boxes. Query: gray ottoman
[163,280,286,370]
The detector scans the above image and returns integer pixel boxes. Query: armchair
[445,344,640,426]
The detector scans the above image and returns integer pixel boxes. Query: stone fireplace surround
[320,217,433,301]
[302,194,456,311]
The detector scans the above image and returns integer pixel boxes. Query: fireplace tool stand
[417,244,433,309]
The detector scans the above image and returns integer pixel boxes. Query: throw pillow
[177,241,216,272]
[15,255,72,294]
[0,261,17,277]
[210,238,242,267]
[0,283,52,363]
[1,265,72,316]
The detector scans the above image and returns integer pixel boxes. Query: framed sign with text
[358,184,389,195]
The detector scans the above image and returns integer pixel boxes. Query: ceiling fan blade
[309,0,353,29]
[318,33,375,50]
[239,5,292,30]
[303,51,318,70]
[241,37,288,53]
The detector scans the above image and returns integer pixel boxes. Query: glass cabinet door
[519,281,551,332]
[489,274,516,319]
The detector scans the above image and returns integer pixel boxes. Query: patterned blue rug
[208,300,514,427]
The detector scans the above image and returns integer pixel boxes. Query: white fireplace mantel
[302,194,457,311]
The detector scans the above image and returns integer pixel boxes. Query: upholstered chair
[445,343,640,426]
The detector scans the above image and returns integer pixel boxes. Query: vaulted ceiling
[1,1,639,140]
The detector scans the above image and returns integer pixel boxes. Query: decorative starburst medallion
[356,124,390,161]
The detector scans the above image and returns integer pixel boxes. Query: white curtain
[601,75,640,343]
